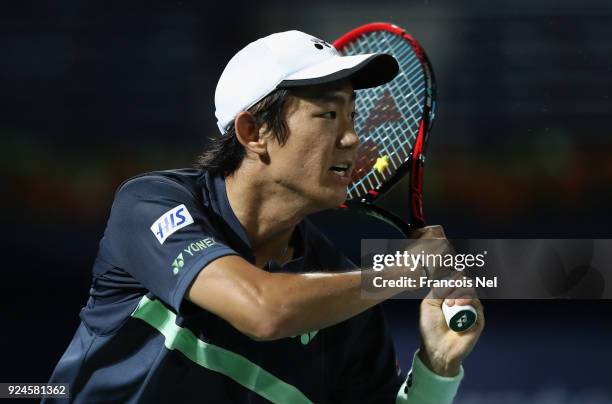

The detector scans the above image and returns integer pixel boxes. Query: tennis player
[46,30,484,403]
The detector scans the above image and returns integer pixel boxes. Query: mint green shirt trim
[396,350,464,404]
[131,296,313,404]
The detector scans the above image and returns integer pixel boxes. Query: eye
[319,111,336,119]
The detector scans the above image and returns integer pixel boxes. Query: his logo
[150,204,194,244]
[172,253,184,275]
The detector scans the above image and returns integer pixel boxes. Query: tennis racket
[334,22,477,333]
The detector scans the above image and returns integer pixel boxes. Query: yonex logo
[150,204,194,244]
[310,38,332,50]
[455,314,468,329]
[171,253,184,275]
[184,237,216,257]
[170,237,217,275]
[292,330,319,345]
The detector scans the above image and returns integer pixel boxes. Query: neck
[225,165,308,267]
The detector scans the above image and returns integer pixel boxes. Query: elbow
[244,304,294,341]
[232,272,298,341]
[247,318,286,341]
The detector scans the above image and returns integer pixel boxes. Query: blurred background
[2,0,612,402]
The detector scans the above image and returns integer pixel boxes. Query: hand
[407,225,453,279]
[409,225,446,239]
[417,292,485,376]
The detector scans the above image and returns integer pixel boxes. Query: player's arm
[187,226,445,341]
[188,255,370,340]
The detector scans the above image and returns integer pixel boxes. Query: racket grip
[442,302,477,332]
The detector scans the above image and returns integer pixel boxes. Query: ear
[234,111,268,157]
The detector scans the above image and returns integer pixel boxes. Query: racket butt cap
[442,302,477,332]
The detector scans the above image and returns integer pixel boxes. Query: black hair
[195,89,292,177]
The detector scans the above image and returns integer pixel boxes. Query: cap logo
[310,38,332,50]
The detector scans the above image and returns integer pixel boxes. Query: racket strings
[341,31,429,200]
[353,39,423,190]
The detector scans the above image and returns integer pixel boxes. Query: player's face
[266,82,359,211]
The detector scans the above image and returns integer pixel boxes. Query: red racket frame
[334,22,436,228]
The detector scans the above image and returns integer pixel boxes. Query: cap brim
[278,53,399,90]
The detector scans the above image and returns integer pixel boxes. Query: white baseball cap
[214,30,399,133]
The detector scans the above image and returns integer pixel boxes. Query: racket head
[334,22,436,226]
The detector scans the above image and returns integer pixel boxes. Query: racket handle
[442,302,477,332]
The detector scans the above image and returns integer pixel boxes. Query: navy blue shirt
[47,169,403,403]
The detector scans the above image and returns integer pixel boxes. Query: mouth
[329,162,353,179]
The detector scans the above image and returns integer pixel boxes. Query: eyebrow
[311,90,357,104]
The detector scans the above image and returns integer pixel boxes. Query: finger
[453,297,475,306]
[472,298,485,329]
[446,287,478,300]
[427,225,446,238]
[422,289,443,307]
[429,276,476,300]
[409,225,446,239]
[455,297,485,329]
[443,292,475,307]
[470,297,484,315]
[442,290,481,312]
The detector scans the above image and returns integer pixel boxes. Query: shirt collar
[200,172,321,273]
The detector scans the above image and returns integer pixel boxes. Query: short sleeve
[101,175,238,313]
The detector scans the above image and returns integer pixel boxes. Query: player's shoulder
[115,168,206,200]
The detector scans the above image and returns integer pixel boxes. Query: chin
[331,188,349,206]
[312,187,348,212]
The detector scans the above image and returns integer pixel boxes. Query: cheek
[275,136,327,174]
[276,110,335,178]
[277,146,323,180]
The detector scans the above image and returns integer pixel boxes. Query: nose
[338,123,360,150]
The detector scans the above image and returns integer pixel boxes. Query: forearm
[188,255,415,340]
[258,270,376,338]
